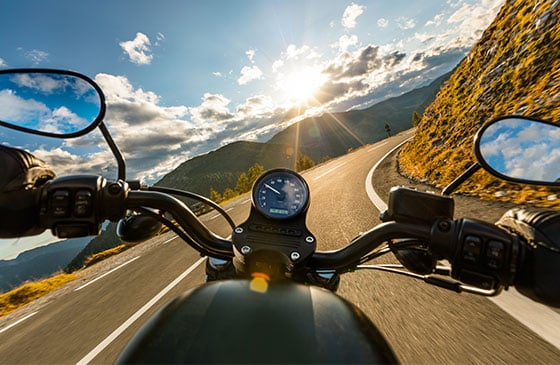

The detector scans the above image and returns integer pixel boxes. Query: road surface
[1,130,559,364]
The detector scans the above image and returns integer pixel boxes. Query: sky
[479,118,560,182]
[0,0,505,259]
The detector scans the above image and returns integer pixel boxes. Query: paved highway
[1,130,559,363]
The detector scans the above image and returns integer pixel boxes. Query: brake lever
[355,264,499,296]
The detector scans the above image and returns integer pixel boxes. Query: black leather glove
[496,208,560,308]
[0,145,56,237]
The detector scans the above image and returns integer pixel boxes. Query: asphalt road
[1,130,559,364]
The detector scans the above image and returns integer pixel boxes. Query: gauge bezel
[251,169,310,220]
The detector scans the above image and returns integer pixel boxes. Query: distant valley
[0,237,90,292]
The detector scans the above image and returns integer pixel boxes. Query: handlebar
[126,190,233,258]
[309,222,431,269]
[26,175,524,294]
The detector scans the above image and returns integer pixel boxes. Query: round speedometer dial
[252,169,310,219]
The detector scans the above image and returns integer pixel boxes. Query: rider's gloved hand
[496,208,560,308]
[0,145,56,238]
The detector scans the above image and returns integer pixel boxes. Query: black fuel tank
[116,280,398,364]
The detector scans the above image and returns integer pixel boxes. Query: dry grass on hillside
[399,0,559,208]
[0,273,78,317]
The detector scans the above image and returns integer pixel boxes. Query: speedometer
[252,169,310,220]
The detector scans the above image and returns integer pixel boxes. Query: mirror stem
[98,122,126,181]
[442,162,480,196]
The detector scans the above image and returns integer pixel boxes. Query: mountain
[155,141,307,197]
[0,236,91,292]
[399,0,559,207]
[155,72,450,196]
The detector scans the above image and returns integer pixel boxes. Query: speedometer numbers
[252,169,310,220]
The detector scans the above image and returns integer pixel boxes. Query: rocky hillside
[399,0,559,207]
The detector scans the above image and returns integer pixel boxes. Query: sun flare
[278,67,326,103]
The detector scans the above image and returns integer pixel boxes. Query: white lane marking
[76,257,205,365]
[74,256,141,292]
[313,162,347,181]
[208,213,221,220]
[365,139,410,212]
[365,137,560,351]
[163,236,177,244]
[367,141,387,152]
[0,311,38,334]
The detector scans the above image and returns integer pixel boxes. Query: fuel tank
[116,279,398,364]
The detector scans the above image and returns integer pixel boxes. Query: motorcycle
[0,69,558,363]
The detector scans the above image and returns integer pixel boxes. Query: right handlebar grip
[430,218,521,291]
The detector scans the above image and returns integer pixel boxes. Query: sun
[278,67,326,103]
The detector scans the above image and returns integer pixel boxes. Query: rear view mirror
[0,69,105,138]
[474,116,560,186]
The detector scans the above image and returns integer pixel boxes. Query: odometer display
[252,169,310,219]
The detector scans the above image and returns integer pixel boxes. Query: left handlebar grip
[38,176,128,238]
[0,188,46,238]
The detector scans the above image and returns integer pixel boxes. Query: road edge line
[74,256,141,292]
[0,311,38,334]
[365,139,410,212]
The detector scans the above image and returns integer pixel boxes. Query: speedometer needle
[264,183,282,196]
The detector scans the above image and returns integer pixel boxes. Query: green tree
[248,163,264,185]
[296,153,315,172]
[223,188,237,201]
[412,111,422,127]
[235,172,251,194]
[209,187,222,203]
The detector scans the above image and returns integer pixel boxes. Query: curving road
[0,130,559,364]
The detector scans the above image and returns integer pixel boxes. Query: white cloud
[40,106,88,134]
[119,32,154,65]
[11,73,65,93]
[155,32,165,46]
[0,89,49,123]
[238,65,264,85]
[335,34,359,51]
[213,71,223,77]
[426,13,444,27]
[189,93,233,124]
[414,32,436,43]
[236,95,274,116]
[377,18,389,28]
[443,0,504,47]
[0,57,7,67]
[396,17,416,30]
[342,3,365,29]
[246,49,256,62]
[283,44,321,61]
[17,48,49,65]
[272,59,284,73]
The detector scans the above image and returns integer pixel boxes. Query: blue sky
[0,0,504,259]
